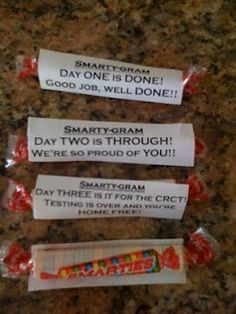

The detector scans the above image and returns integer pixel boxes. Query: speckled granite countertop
[0,1,235,313]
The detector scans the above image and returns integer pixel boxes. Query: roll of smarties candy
[42,247,178,280]
[0,228,221,291]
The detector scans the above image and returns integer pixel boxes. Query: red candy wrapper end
[2,179,32,212]
[5,135,28,168]
[16,56,38,80]
[0,227,220,280]
[0,241,32,278]
[195,138,207,158]
[183,65,207,95]
[2,171,207,215]
[185,227,221,267]
[186,171,209,202]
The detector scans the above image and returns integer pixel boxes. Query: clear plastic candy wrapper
[6,134,28,168]
[16,56,38,81]
[1,171,209,221]
[182,65,207,95]
[5,118,206,168]
[15,49,207,105]
[0,228,221,291]
[186,170,209,202]
[3,179,32,212]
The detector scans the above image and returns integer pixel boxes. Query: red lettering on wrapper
[133,260,144,272]
[119,261,133,273]
[94,267,106,277]
[106,265,118,275]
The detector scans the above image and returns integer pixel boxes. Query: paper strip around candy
[17,49,206,104]
[2,172,209,221]
[0,229,220,290]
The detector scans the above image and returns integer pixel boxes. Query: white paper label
[38,49,184,105]
[27,117,195,166]
[28,239,186,291]
[32,175,189,220]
